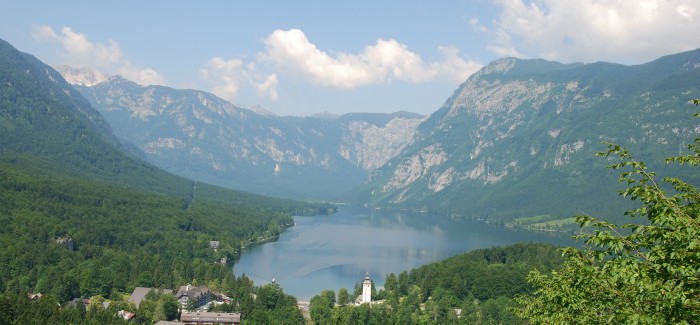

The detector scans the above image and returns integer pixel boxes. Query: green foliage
[337,288,350,307]
[396,243,563,302]
[515,102,700,323]
[245,283,304,325]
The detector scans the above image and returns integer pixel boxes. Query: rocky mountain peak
[364,48,700,221]
[52,64,108,86]
[475,57,520,76]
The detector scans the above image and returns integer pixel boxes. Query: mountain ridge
[72,76,424,200]
[363,48,700,221]
[57,45,700,221]
[0,37,336,210]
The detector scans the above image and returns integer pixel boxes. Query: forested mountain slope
[363,49,700,222]
[0,38,328,323]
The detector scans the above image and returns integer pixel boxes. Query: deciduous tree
[515,100,700,323]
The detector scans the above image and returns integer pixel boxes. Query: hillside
[306,243,564,324]
[70,77,423,201]
[363,49,700,222]
[0,36,331,322]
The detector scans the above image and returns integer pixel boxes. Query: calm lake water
[233,206,574,300]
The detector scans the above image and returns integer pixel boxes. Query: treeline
[195,182,337,218]
[309,242,563,324]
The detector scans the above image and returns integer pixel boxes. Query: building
[176,284,213,310]
[355,272,372,305]
[180,311,241,325]
[362,272,372,304]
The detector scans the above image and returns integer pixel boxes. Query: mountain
[0,37,334,308]
[0,37,333,234]
[0,37,332,216]
[72,77,424,200]
[52,64,107,86]
[0,39,149,186]
[363,49,700,222]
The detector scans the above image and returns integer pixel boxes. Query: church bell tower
[362,272,372,304]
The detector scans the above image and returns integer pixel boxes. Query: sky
[2,0,700,116]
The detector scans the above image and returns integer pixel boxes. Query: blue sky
[2,0,700,116]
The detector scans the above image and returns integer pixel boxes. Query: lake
[233,206,574,300]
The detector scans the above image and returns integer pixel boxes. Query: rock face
[72,77,423,200]
[364,49,700,221]
[53,65,107,86]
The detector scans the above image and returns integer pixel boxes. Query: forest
[307,243,563,325]
[0,152,331,324]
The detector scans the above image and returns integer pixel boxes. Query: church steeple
[361,272,372,304]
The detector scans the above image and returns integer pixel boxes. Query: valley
[72,76,424,201]
[61,49,700,224]
[1,34,699,324]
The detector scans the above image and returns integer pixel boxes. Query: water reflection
[233,206,574,300]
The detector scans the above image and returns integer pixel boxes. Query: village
[25,271,378,325]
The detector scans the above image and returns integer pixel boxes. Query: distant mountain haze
[59,48,700,222]
[68,75,423,200]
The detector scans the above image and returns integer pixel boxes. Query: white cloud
[199,57,280,102]
[199,57,245,100]
[32,25,165,85]
[199,57,278,101]
[259,29,482,89]
[435,46,485,83]
[33,25,59,42]
[256,74,279,100]
[469,17,489,33]
[486,0,700,63]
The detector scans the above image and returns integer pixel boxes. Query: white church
[355,272,372,305]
